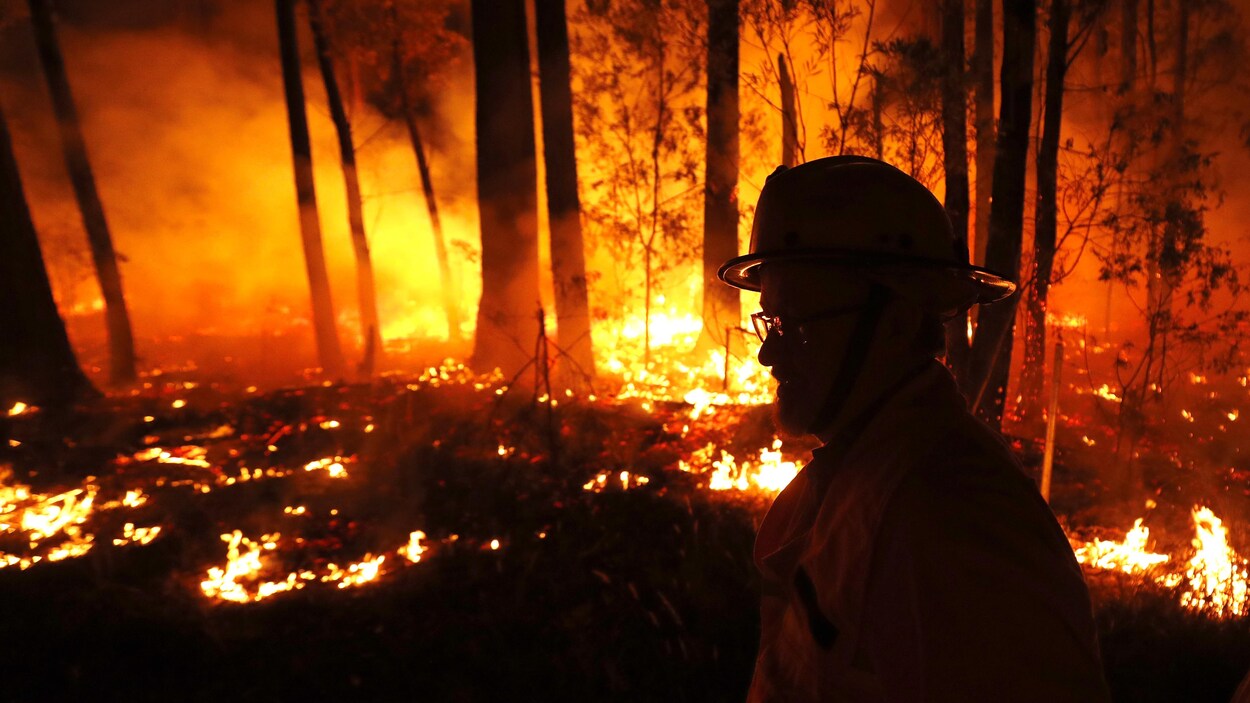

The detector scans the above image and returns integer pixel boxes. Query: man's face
[757,264,871,435]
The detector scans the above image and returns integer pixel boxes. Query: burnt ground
[0,375,1248,702]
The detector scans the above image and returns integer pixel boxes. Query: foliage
[836,35,944,188]
[570,0,706,359]
[316,0,465,120]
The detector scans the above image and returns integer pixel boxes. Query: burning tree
[571,0,706,366]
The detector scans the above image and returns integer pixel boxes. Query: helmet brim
[717,248,1017,306]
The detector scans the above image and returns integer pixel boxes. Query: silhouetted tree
[308,0,382,375]
[702,0,741,347]
[27,0,136,385]
[968,0,1037,428]
[972,0,994,266]
[940,0,971,380]
[276,0,346,378]
[0,103,95,407]
[471,0,542,377]
[536,0,596,381]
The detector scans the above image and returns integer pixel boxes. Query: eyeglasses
[750,303,867,344]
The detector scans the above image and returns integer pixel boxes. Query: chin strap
[805,283,891,437]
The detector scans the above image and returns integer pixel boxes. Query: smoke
[0,0,480,377]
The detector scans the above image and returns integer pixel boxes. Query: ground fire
[3,0,1250,700]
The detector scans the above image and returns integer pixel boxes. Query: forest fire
[3,0,1250,698]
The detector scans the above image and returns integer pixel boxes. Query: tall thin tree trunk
[1119,0,1137,94]
[701,0,741,346]
[0,103,95,407]
[470,0,541,377]
[392,66,462,345]
[779,53,799,168]
[535,0,596,381]
[973,0,995,267]
[967,0,1036,429]
[1022,0,1071,422]
[27,0,136,385]
[940,0,971,384]
[276,0,346,378]
[308,0,383,375]
[391,6,462,345]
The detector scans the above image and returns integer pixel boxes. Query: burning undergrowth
[1,353,1249,700]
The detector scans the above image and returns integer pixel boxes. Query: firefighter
[718,156,1111,702]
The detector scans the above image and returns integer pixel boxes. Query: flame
[7,401,30,417]
[1086,384,1122,403]
[1074,507,1250,618]
[0,470,98,570]
[399,530,427,563]
[583,470,651,492]
[112,522,162,547]
[303,456,350,478]
[322,554,386,589]
[1046,311,1088,329]
[679,438,802,494]
[1073,519,1170,574]
[1178,507,1249,617]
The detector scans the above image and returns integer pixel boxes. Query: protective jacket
[748,361,1111,702]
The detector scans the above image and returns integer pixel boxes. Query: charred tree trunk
[779,53,799,168]
[308,0,383,375]
[390,5,462,346]
[1021,0,1071,422]
[470,0,541,377]
[940,0,971,383]
[701,0,741,347]
[0,104,95,407]
[27,0,136,385]
[276,0,346,378]
[972,0,995,267]
[535,0,596,381]
[967,0,1036,429]
[1119,0,1137,94]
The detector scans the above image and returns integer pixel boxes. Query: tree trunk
[391,45,462,349]
[779,52,798,168]
[1119,0,1137,94]
[967,0,1036,429]
[0,104,96,407]
[27,0,136,385]
[276,0,346,378]
[940,0,971,384]
[1021,0,1071,422]
[308,0,383,376]
[972,0,995,267]
[470,0,542,378]
[701,0,741,347]
[535,0,596,381]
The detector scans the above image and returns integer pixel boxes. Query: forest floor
[1,358,1249,702]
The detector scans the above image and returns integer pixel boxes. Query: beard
[773,380,820,437]
[770,375,850,435]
